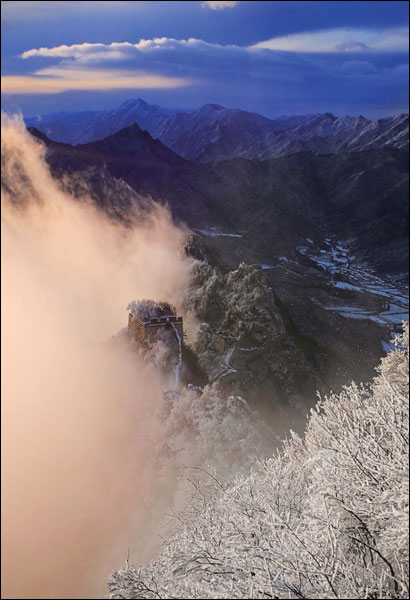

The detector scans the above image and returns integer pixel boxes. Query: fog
[1,116,196,599]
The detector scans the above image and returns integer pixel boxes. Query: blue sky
[1,1,409,118]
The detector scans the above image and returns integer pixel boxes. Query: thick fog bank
[1,116,194,599]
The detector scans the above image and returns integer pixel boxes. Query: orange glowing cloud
[1,67,196,94]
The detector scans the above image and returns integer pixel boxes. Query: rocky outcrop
[186,251,317,406]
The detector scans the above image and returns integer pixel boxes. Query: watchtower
[128,313,183,342]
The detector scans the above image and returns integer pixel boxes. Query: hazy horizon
[6,95,410,122]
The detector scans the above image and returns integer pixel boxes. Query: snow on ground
[297,238,409,328]
[334,281,362,292]
[324,306,387,325]
[197,228,242,238]
[223,347,235,366]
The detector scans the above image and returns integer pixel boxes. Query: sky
[1,1,409,119]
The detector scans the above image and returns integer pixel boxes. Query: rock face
[184,231,409,407]
[185,250,317,409]
[26,99,408,162]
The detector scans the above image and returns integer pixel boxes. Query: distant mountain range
[27,121,409,279]
[25,98,409,163]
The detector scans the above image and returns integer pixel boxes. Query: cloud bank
[4,36,316,95]
[1,114,275,598]
[253,26,409,53]
[1,115,194,599]
[2,29,409,117]
[19,26,409,63]
[2,68,194,95]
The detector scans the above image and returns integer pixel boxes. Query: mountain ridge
[27,122,409,278]
[25,98,409,163]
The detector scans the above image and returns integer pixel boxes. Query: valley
[24,116,409,418]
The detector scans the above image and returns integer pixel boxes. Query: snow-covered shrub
[108,323,409,599]
[158,383,272,479]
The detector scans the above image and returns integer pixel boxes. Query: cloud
[335,41,369,53]
[8,38,318,96]
[253,26,409,53]
[201,1,240,9]
[18,37,318,70]
[1,67,195,94]
[4,35,408,117]
[21,42,136,61]
[2,114,272,598]
[1,114,196,598]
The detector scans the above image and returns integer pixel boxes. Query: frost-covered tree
[158,383,272,479]
[108,323,409,599]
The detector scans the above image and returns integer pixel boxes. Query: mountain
[25,99,409,162]
[26,123,219,227]
[26,123,409,393]
[240,112,409,160]
[27,123,409,274]
[25,99,191,147]
[27,123,409,263]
